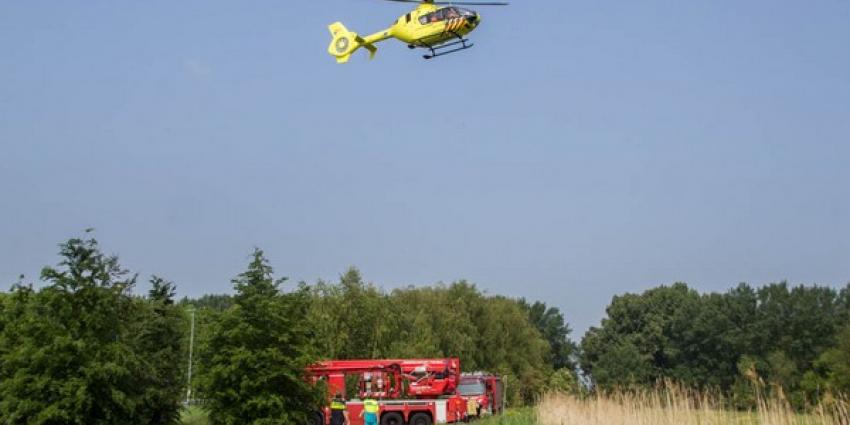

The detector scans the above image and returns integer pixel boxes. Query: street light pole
[186,307,195,405]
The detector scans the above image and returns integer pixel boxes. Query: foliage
[546,368,583,395]
[131,276,188,424]
[201,249,322,425]
[519,299,578,371]
[0,236,184,425]
[477,408,536,425]
[180,294,234,312]
[6,232,850,421]
[180,407,210,425]
[301,271,558,405]
[186,271,578,407]
[580,281,850,409]
[802,322,850,399]
[581,283,702,388]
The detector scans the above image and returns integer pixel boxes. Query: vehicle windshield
[419,7,468,24]
[457,381,486,396]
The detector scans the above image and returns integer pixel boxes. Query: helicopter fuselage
[327,2,488,62]
[353,4,480,51]
[389,4,480,47]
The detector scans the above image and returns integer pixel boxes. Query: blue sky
[1,0,848,336]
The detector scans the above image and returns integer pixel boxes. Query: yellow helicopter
[327,0,508,63]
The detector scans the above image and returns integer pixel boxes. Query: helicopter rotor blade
[383,0,509,5]
[437,1,509,5]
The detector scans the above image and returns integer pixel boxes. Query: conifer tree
[0,236,168,425]
[204,249,321,425]
[131,276,186,425]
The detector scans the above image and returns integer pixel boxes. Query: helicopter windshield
[419,7,468,24]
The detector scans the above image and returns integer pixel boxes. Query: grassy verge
[477,408,537,425]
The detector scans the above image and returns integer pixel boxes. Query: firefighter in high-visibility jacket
[330,393,349,425]
[359,397,379,425]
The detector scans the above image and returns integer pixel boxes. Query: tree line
[0,236,576,424]
[581,282,850,409]
[187,267,578,408]
[2,234,848,423]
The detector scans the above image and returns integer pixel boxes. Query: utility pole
[186,307,195,405]
[502,375,508,412]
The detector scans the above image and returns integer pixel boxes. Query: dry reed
[537,383,849,425]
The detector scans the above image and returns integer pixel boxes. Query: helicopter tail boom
[328,22,379,64]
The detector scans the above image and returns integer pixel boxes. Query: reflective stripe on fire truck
[435,400,447,423]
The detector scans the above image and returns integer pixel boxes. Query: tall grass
[537,384,849,425]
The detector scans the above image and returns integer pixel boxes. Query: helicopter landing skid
[421,38,474,60]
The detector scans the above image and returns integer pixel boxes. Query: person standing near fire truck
[359,397,379,425]
[330,393,349,425]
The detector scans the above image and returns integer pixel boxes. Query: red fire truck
[456,373,504,418]
[306,358,469,425]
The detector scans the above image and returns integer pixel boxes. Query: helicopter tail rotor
[328,22,377,64]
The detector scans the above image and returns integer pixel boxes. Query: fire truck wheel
[409,412,433,425]
[379,412,404,425]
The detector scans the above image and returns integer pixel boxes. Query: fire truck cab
[457,373,504,418]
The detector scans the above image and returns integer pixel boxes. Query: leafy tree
[335,268,394,359]
[305,279,349,359]
[203,249,322,425]
[748,283,843,405]
[730,355,761,409]
[804,323,850,398]
[519,299,577,371]
[546,368,583,395]
[580,283,703,389]
[753,284,841,373]
[389,282,478,363]
[304,268,399,360]
[766,351,797,392]
[590,338,653,389]
[386,286,468,359]
[0,289,9,357]
[464,293,552,404]
[580,281,850,410]
[839,284,850,323]
[304,277,558,405]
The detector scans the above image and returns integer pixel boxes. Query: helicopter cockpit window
[419,7,461,24]
[457,8,475,17]
[443,7,461,19]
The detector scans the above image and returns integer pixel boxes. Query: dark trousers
[330,411,346,425]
